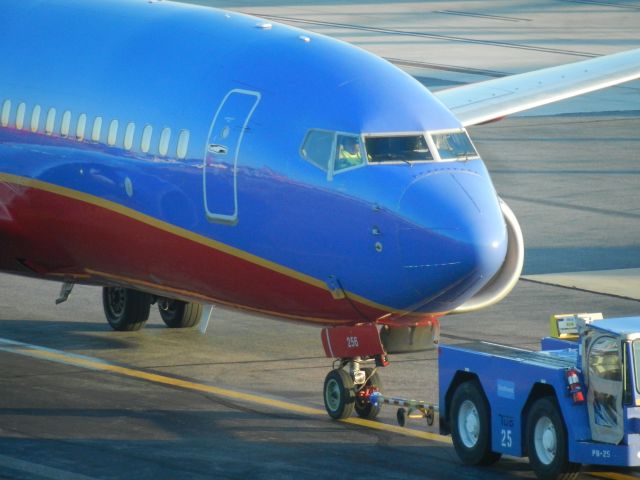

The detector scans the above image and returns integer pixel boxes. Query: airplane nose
[396,168,508,312]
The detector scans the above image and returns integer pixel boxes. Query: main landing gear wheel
[526,397,579,480]
[158,299,202,328]
[355,369,382,420]
[451,381,501,466]
[102,287,151,331]
[323,369,355,419]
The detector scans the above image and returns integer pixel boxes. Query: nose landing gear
[321,323,388,420]
[323,358,384,420]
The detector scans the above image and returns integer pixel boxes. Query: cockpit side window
[300,129,334,172]
[431,131,478,161]
[335,134,364,172]
[301,130,365,178]
[365,135,433,163]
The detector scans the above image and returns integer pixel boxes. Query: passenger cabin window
[76,113,87,141]
[91,116,103,142]
[365,135,433,163]
[30,105,41,133]
[61,111,71,137]
[301,130,335,172]
[124,123,135,151]
[141,125,153,153]
[431,131,478,161]
[16,102,26,130]
[107,120,118,146]
[1,100,10,127]
[45,108,56,135]
[159,127,171,156]
[0,99,193,161]
[177,129,189,159]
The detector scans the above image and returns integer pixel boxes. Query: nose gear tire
[354,369,382,420]
[324,369,355,419]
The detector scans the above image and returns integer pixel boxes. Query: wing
[434,48,640,127]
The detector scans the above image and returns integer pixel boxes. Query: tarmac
[1,1,640,479]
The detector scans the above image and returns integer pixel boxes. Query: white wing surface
[434,48,640,127]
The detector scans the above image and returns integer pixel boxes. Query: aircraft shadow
[0,318,146,351]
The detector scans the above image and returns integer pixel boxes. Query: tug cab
[437,314,640,479]
[578,317,640,447]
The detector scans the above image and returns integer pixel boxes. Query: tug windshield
[633,340,640,393]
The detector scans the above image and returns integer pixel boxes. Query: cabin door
[203,89,260,225]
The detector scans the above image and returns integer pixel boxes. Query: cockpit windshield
[365,135,433,163]
[300,128,480,179]
[431,131,479,160]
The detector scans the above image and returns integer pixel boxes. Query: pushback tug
[327,314,640,480]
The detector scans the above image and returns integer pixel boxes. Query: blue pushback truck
[436,314,640,479]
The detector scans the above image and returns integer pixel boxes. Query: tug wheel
[526,397,579,480]
[450,380,501,466]
[323,369,355,419]
[354,369,382,420]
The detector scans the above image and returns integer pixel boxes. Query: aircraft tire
[102,287,151,331]
[450,380,501,466]
[323,369,355,419]
[526,397,579,480]
[159,300,202,328]
[354,369,382,420]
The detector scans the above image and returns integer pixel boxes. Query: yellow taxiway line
[586,474,640,480]
[0,337,450,444]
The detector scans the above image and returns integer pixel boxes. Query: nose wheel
[323,369,355,419]
[323,359,382,420]
[354,368,382,419]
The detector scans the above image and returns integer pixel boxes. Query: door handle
[208,144,228,155]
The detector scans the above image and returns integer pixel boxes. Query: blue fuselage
[0,0,508,324]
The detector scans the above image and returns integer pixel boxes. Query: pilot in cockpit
[337,137,362,170]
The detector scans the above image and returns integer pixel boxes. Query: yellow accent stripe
[1,338,450,444]
[0,173,397,314]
